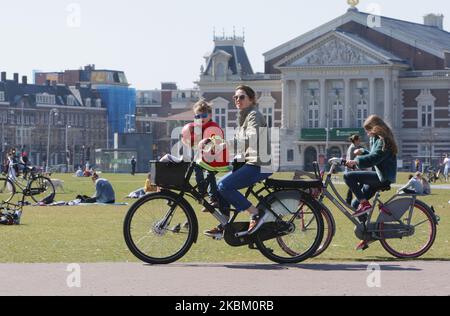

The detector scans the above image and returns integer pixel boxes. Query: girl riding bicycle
[344,115,398,217]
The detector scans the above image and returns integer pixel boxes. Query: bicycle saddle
[265,178,322,189]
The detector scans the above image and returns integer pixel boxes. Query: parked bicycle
[310,158,439,259]
[124,160,325,264]
[0,163,55,204]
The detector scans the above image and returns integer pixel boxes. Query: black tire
[312,207,336,258]
[255,193,324,264]
[0,177,15,203]
[28,176,56,203]
[124,191,198,265]
[380,200,437,259]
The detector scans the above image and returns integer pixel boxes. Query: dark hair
[348,134,360,144]
[236,85,256,104]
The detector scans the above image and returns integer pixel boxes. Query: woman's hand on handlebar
[346,160,358,169]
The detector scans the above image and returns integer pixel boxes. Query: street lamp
[46,108,58,172]
[65,125,72,173]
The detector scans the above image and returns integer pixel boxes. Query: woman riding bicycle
[344,115,398,217]
[202,85,273,238]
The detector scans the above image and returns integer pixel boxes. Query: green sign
[301,128,365,141]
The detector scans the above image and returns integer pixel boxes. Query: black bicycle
[124,160,325,264]
[0,163,55,204]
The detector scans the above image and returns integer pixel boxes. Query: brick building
[0,71,107,169]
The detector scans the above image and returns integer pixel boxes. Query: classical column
[281,79,289,129]
[369,78,376,116]
[344,78,351,128]
[384,76,392,125]
[296,79,303,129]
[319,78,326,128]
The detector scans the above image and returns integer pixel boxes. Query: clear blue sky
[0,0,449,89]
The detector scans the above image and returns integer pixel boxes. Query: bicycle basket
[150,161,191,190]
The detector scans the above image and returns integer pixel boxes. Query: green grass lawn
[0,172,449,263]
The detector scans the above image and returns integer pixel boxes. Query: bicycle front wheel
[124,192,198,265]
[255,191,324,264]
[380,201,437,259]
[0,177,15,203]
[28,176,55,203]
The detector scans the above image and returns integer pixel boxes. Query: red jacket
[200,121,229,168]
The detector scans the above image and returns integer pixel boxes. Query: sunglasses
[194,113,209,119]
[234,95,247,101]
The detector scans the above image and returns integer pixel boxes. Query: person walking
[443,154,449,183]
[131,156,137,176]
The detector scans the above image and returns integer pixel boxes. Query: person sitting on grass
[397,172,424,195]
[82,173,116,204]
[144,173,159,193]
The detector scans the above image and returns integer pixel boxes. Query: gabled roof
[205,39,254,76]
[275,30,409,69]
[264,9,450,61]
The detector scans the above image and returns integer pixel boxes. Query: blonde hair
[193,100,212,114]
[363,115,398,155]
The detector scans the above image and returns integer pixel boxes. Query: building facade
[197,8,450,171]
[0,72,108,169]
[135,83,200,158]
[35,65,136,148]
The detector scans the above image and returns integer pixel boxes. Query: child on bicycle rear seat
[189,100,229,209]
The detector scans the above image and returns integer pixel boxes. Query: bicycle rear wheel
[312,207,336,258]
[255,191,324,264]
[28,176,55,203]
[124,192,198,264]
[379,201,437,259]
[0,177,15,203]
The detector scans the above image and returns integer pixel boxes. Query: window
[0,91,4,102]
[36,94,56,105]
[96,99,102,108]
[287,149,294,162]
[421,105,433,128]
[262,106,274,128]
[85,98,92,107]
[416,89,435,128]
[214,107,227,129]
[308,100,319,128]
[332,100,344,128]
[356,100,368,127]
[67,95,76,106]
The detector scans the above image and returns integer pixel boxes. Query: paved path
[1,261,449,296]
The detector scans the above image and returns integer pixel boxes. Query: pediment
[277,33,389,68]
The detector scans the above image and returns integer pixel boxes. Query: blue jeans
[194,166,219,199]
[343,171,389,209]
[218,164,272,212]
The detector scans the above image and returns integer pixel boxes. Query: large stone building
[198,6,450,171]
[0,71,107,169]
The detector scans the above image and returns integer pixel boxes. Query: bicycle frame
[313,162,420,236]
[161,160,295,233]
